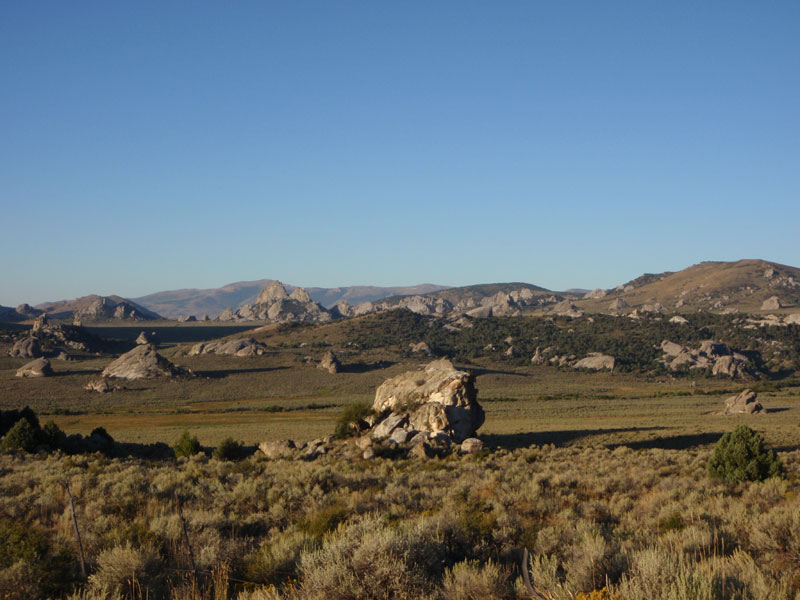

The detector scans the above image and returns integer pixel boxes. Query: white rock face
[761,296,783,310]
[372,359,484,443]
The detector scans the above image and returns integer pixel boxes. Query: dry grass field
[2,317,800,599]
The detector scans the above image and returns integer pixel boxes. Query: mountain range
[130,281,450,319]
[1,259,798,324]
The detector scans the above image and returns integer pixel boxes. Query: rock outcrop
[136,331,158,346]
[16,358,54,377]
[102,344,192,380]
[372,359,484,443]
[189,338,267,357]
[317,350,341,374]
[409,342,433,356]
[85,377,114,393]
[8,336,42,358]
[552,300,583,318]
[723,389,763,415]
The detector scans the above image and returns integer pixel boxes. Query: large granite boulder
[102,344,191,380]
[761,296,783,311]
[16,358,54,377]
[8,336,42,358]
[372,359,484,443]
[317,350,341,374]
[723,389,763,415]
[258,439,297,459]
[573,353,615,371]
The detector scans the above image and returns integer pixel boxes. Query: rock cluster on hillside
[217,281,333,324]
[6,315,101,359]
[659,339,755,378]
[102,344,192,380]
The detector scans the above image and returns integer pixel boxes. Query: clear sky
[1,1,798,305]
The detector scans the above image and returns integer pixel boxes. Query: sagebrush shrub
[707,425,782,484]
[213,438,246,461]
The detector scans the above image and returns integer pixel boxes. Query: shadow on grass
[469,367,530,377]
[767,407,791,413]
[341,361,395,374]
[608,432,724,450]
[197,366,289,379]
[55,369,102,377]
[483,427,665,450]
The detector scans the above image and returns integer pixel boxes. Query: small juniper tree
[173,430,201,458]
[707,425,782,484]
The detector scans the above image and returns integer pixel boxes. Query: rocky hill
[216,281,334,324]
[35,295,163,322]
[575,259,800,315]
[0,303,43,323]
[132,280,449,319]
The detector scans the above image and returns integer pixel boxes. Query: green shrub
[707,425,782,484]
[41,420,66,450]
[173,429,201,458]
[1,418,42,452]
[213,437,246,461]
[333,402,373,439]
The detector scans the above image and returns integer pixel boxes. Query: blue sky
[1,1,798,305]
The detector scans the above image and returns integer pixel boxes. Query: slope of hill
[36,295,163,321]
[132,281,449,318]
[578,259,800,313]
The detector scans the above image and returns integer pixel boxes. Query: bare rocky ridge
[575,259,800,316]
[102,344,192,380]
